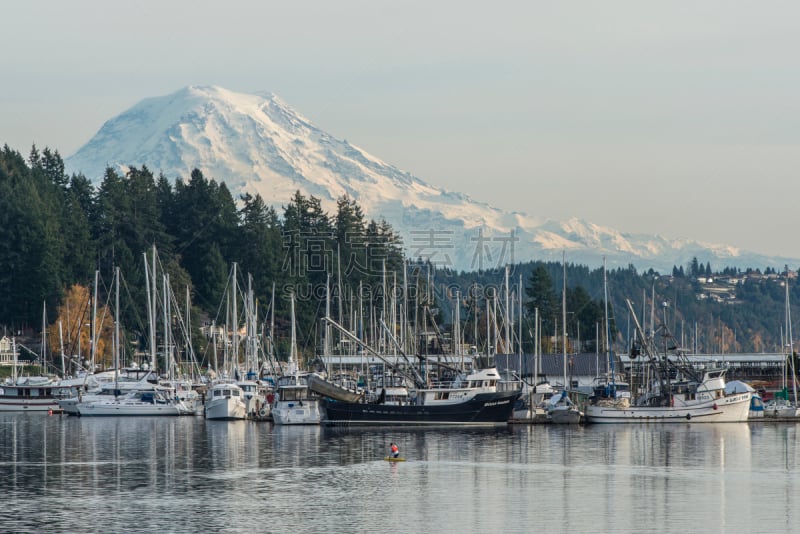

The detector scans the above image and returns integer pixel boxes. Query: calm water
[1,414,799,533]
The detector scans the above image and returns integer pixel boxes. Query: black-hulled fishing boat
[321,367,520,426]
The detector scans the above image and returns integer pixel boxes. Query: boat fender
[712,403,718,410]
[686,413,691,421]
[258,408,268,418]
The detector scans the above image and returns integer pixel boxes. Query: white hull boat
[77,387,190,416]
[205,382,247,420]
[586,299,752,424]
[586,368,752,423]
[0,377,75,412]
[271,373,321,425]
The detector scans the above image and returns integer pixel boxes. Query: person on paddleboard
[390,443,399,458]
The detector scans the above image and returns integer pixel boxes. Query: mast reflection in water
[1,414,799,533]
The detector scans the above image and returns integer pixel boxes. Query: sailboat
[584,258,631,408]
[77,267,191,416]
[205,263,248,421]
[765,279,800,418]
[547,253,583,424]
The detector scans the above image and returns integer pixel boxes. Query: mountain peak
[65,86,797,272]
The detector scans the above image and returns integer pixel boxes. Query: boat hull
[549,406,583,424]
[205,397,247,420]
[322,390,520,426]
[585,391,752,423]
[0,398,63,412]
[77,402,183,416]
[271,400,322,425]
[0,383,74,412]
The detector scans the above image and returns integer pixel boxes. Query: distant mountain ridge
[65,85,797,273]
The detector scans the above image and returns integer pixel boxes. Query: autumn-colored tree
[47,284,115,374]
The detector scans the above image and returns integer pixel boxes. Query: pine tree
[525,264,558,337]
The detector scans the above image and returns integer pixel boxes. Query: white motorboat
[271,373,322,425]
[205,381,247,420]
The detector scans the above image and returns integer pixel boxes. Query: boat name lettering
[483,399,510,407]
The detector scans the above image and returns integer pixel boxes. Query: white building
[0,336,17,366]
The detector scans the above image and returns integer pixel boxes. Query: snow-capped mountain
[65,85,794,273]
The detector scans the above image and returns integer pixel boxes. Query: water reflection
[1,414,800,533]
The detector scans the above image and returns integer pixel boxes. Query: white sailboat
[77,383,190,416]
[78,267,191,416]
[205,263,248,421]
[765,279,800,418]
[548,253,583,424]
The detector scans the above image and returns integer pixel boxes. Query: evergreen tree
[565,285,604,350]
[237,192,284,303]
[0,146,62,327]
[689,257,700,277]
[334,195,366,279]
[525,264,558,337]
[171,169,235,309]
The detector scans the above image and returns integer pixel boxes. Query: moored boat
[271,372,322,425]
[547,390,583,424]
[321,367,520,426]
[77,385,191,416]
[585,299,751,424]
[205,381,248,420]
[0,376,74,413]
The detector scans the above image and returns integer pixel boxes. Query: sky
[3,1,800,259]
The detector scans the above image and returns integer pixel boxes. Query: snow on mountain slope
[65,85,795,273]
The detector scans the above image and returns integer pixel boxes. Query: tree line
[1,143,797,369]
[0,145,404,367]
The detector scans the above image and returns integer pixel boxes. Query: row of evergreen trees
[2,142,797,364]
[0,145,404,365]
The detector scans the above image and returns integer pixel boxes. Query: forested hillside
[1,144,794,371]
[0,145,403,367]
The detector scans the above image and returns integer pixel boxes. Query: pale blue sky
[3,1,799,259]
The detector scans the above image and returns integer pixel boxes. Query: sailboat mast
[58,321,65,380]
[455,290,462,371]
[91,270,98,372]
[115,266,120,389]
[604,257,615,391]
[290,292,297,370]
[325,274,331,355]
[402,259,408,352]
[562,252,567,390]
[270,282,276,362]
[518,273,523,375]
[535,308,539,383]
[232,263,238,376]
[186,285,194,380]
[787,280,797,404]
[41,302,48,375]
[504,265,511,354]
[163,274,170,381]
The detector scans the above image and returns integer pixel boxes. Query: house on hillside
[0,336,17,366]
